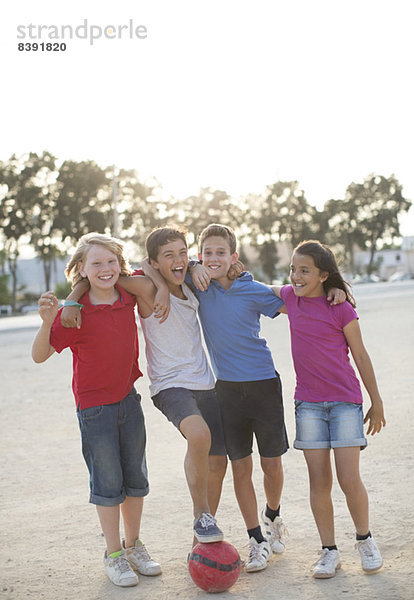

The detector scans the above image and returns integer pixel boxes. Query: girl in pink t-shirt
[272,240,385,579]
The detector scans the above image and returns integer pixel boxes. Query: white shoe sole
[245,562,268,573]
[313,562,341,579]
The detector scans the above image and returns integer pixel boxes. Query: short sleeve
[50,311,78,353]
[254,282,284,318]
[280,284,291,303]
[336,301,359,329]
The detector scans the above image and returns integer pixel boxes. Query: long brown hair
[293,240,356,307]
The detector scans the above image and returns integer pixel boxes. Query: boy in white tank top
[121,227,228,548]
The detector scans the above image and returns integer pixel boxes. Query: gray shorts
[152,387,226,456]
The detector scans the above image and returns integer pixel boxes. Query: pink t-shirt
[280,285,363,404]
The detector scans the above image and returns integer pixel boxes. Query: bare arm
[189,263,211,291]
[269,285,287,314]
[32,291,58,363]
[119,262,170,322]
[61,279,89,328]
[343,318,386,435]
[189,260,245,291]
[327,287,347,305]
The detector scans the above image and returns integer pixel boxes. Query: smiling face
[151,239,189,292]
[290,252,328,298]
[80,244,121,295]
[199,235,238,285]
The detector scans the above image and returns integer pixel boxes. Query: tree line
[0,151,411,310]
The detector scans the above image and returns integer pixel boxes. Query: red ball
[188,541,242,593]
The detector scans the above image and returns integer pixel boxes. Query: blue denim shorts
[152,387,226,456]
[294,399,367,450]
[77,387,149,506]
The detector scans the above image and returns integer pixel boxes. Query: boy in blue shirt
[188,223,288,572]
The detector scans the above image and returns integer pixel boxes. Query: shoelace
[117,556,133,574]
[137,544,152,561]
[245,539,269,562]
[264,516,288,539]
[273,521,288,538]
[313,549,332,567]
[357,539,375,557]
[247,543,262,562]
[199,513,216,529]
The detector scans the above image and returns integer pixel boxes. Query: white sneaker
[261,509,288,553]
[312,548,341,579]
[104,550,139,587]
[245,538,271,572]
[123,539,162,576]
[355,537,383,573]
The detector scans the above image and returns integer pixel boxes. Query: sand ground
[1,281,414,600]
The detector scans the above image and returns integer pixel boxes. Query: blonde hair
[65,232,131,287]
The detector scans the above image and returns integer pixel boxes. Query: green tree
[168,188,245,253]
[53,160,111,243]
[265,181,318,246]
[248,181,318,281]
[112,168,164,257]
[347,174,411,272]
[24,151,63,289]
[0,274,10,305]
[323,197,365,272]
[324,174,411,273]
[0,152,51,310]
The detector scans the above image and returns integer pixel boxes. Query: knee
[261,457,283,480]
[337,474,363,496]
[209,455,228,478]
[309,480,332,497]
[181,416,211,448]
[186,424,211,452]
[231,458,252,481]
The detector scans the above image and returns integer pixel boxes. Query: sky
[1,0,414,235]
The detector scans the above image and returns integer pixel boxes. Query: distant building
[7,257,68,296]
[354,236,414,279]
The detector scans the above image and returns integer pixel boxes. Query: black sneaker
[193,512,224,543]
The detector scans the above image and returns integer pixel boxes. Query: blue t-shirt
[188,272,283,381]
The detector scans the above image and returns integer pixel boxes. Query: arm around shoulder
[61,279,89,328]
[119,262,170,322]
[269,284,287,314]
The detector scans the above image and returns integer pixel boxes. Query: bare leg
[96,505,121,555]
[208,455,228,516]
[231,455,259,529]
[303,449,335,546]
[121,496,144,548]
[334,447,369,535]
[261,456,283,511]
[190,455,227,548]
[179,414,212,519]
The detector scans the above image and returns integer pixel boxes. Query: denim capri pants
[77,387,149,506]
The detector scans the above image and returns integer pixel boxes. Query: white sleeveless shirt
[139,283,215,396]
